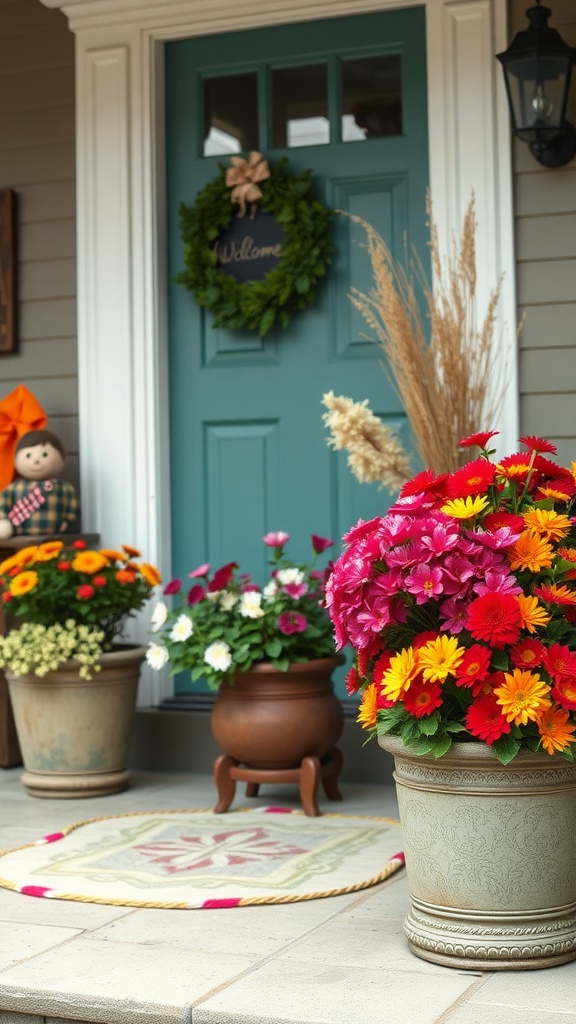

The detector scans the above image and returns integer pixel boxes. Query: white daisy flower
[150,602,169,631]
[239,591,265,619]
[220,591,239,611]
[204,641,232,672]
[145,642,169,670]
[206,590,221,602]
[263,580,278,600]
[276,567,305,586]
[169,614,194,642]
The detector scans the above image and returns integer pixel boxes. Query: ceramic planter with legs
[380,736,576,971]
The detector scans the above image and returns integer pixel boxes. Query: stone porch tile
[0,935,256,1024]
[0,921,81,971]
[464,962,576,1013]
[0,886,133,930]
[340,874,412,919]
[446,1007,576,1024]
[193,960,482,1024]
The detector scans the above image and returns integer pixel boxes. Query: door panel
[165,8,429,695]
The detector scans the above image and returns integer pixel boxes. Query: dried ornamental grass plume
[322,391,412,493]
[346,195,506,475]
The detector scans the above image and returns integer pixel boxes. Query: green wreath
[176,157,335,337]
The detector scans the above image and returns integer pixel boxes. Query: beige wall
[511,0,576,465]
[0,0,78,495]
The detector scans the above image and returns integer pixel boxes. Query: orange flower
[116,569,136,585]
[0,547,38,574]
[508,531,554,572]
[137,562,162,587]
[516,594,551,633]
[72,551,109,574]
[122,544,141,558]
[536,704,576,755]
[357,683,381,729]
[34,541,65,562]
[522,508,572,541]
[99,548,128,562]
[494,669,551,726]
[9,570,39,596]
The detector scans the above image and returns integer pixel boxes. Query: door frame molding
[41,0,517,704]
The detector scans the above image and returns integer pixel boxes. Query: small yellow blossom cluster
[0,620,106,680]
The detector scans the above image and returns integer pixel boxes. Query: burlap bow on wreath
[225,151,270,219]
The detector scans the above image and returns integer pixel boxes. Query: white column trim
[41,0,518,703]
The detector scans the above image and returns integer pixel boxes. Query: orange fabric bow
[0,385,47,491]
[225,151,270,219]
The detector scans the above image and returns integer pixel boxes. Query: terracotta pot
[6,644,145,798]
[210,657,345,770]
[380,735,576,971]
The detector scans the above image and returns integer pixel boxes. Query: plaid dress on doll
[0,479,79,535]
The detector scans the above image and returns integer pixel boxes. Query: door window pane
[203,73,259,156]
[341,55,402,141]
[271,64,329,148]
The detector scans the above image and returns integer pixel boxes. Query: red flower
[92,575,107,587]
[551,678,576,711]
[465,592,522,649]
[510,638,545,670]
[57,561,71,571]
[372,651,393,686]
[465,692,511,744]
[403,680,443,718]
[519,435,557,455]
[77,584,94,600]
[2,592,13,604]
[445,458,496,498]
[458,431,499,449]
[454,645,491,687]
[278,611,308,635]
[72,539,87,550]
[345,667,361,695]
[208,562,238,592]
[311,534,333,554]
[163,577,182,596]
[482,511,524,535]
[400,470,448,498]
[542,644,576,683]
[187,584,205,605]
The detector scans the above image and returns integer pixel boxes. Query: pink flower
[278,611,308,635]
[404,564,444,604]
[263,531,289,547]
[163,578,182,596]
[189,563,210,579]
[311,534,333,554]
[283,582,308,598]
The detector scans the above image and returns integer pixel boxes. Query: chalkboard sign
[213,210,285,283]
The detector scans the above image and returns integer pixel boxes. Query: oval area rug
[0,807,404,909]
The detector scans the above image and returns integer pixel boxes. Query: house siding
[0,0,79,494]
[511,0,576,465]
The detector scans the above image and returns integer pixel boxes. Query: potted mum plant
[0,539,161,798]
[326,432,576,970]
[148,531,344,814]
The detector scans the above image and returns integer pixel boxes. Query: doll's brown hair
[15,430,66,460]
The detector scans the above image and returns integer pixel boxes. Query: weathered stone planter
[6,645,145,798]
[380,735,576,970]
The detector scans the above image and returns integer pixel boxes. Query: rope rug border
[0,807,405,909]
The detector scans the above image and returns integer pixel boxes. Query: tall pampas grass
[326,196,507,481]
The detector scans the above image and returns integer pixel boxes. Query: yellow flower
[357,683,381,730]
[508,531,554,572]
[494,669,551,726]
[99,548,128,562]
[9,570,39,596]
[418,634,466,682]
[536,704,576,756]
[34,541,65,562]
[440,495,489,519]
[0,547,39,573]
[381,647,420,701]
[522,508,572,541]
[136,562,162,587]
[516,594,551,633]
[72,551,109,574]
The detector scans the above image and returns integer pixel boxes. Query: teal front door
[165,8,429,695]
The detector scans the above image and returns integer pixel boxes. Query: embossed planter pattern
[380,736,576,971]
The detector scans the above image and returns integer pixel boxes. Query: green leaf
[418,713,440,736]
[490,649,510,671]
[264,640,283,658]
[491,734,521,765]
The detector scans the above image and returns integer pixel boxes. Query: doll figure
[0,429,79,540]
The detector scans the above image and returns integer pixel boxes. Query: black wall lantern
[496,1,576,167]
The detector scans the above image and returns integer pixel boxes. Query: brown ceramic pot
[210,656,345,770]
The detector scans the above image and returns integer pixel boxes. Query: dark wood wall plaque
[0,189,17,355]
[213,209,285,284]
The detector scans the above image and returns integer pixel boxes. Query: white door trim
[41,0,518,704]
